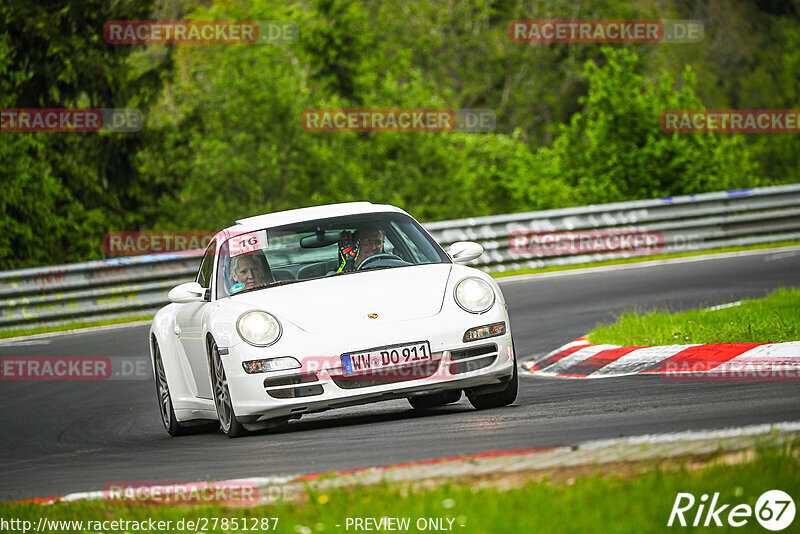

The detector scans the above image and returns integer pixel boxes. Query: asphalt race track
[1,249,799,500]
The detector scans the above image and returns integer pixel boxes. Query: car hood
[229,264,452,333]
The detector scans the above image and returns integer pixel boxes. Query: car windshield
[216,212,450,298]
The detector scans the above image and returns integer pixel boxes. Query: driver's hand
[337,231,359,273]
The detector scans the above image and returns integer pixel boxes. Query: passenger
[230,254,269,291]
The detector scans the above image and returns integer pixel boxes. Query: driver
[355,225,385,268]
[230,254,270,291]
[337,224,385,272]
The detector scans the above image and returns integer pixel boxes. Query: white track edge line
[497,245,800,284]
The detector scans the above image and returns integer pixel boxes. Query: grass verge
[2,443,798,533]
[490,239,800,278]
[0,315,154,341]
[588,288,800,346]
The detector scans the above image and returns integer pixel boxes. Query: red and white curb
[522,337,800,379]
[8,422,800,506]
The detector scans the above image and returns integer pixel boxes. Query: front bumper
[221,310,514,422]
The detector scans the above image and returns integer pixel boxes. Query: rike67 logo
[668,490,795,531]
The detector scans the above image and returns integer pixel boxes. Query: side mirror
[168,282,206,303]
[447,241,484,264]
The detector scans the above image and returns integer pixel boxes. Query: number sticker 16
[230,230,267,257]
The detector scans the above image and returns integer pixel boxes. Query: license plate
[341,341,432,376]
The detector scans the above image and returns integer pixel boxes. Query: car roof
[226,202,408,234]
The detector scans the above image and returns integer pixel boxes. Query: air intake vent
[265,373,323,399]
[449,344,498,374]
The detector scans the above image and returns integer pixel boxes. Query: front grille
[449,344,498,374]
[331,359,441,389]
[264,372,323,399]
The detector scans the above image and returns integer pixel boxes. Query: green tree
[0,29,107,269]
[531,48,760,204]
[0,0,173,268]
[139,0,553,230]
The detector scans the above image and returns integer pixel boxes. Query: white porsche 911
[150,202,516,437]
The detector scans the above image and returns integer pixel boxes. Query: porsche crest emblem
[367,313,379,319]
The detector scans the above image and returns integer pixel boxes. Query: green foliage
[0,30,106,269]
[532,48,760,203]
[745,19,800,182]
[137,0,553,230]
[3,0,800,270]
[650,0,800,185]
[304,0,369,102]
[0,0,171,269]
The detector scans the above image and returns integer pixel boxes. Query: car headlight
[454,277,495,313]
[242,357,300,374]
[463,322,506,342]
[236,311,282,347]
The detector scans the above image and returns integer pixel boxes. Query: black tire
[154,340,217,436]
[209,337,249,438]
[408,389,462,409]
[466,361,518,410]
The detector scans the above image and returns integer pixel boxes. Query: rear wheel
[209,338,249,438]
[408,389,462,409]
[466,361,518,410]
[154,340,217,436]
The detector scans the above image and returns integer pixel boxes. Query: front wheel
[154,340,217,436]
[466,362,518,410]
[209,338,249,438]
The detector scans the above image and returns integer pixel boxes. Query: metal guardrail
[2,183,799,330]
